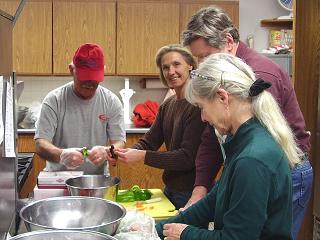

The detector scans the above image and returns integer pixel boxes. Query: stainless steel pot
[19,196,126,235]
[66,175,120,201]
[9,230,117,240]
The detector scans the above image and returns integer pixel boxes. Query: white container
[33,185,68,200]
[37,171,83,186]
[119,78,135,124]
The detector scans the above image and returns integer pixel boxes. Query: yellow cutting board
[117,189,177,220]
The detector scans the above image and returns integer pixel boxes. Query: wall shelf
[260,18,293,28]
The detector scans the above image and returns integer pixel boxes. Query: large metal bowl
[66,175,120,201]
[9,230,117,240]
[19,196,126,235]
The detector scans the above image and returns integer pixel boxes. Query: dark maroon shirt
[195,41,310,190]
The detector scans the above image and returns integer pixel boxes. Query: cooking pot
[66,175,120,201]
[19,196,126,235]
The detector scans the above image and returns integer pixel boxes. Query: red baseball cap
[73,43,105,82]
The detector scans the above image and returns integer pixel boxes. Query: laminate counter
[17,124,150,134]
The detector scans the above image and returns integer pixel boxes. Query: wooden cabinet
[117,1,179,75]
[114,133,165,190]
[179,1,239,33]
[1,0,239,76]
[117,0,239,76]
[53,0,116,75]
[0,0,52,74]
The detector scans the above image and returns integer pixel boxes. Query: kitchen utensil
[9,230,117,240]
[65,175,120,201]
[19,196,126,235]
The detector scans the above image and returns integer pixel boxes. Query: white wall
[17,76,168,116]
[239,0,288,52]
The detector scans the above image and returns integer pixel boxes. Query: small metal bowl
[9,230,117,240]
[66,175,120,201]
[19,196,126,235]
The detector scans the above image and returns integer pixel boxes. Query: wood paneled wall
[294,1,320,239]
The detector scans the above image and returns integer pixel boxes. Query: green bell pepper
[116,190,135,202]
[81,147,90,157]
[116,185,152,202]
[131,185,152,201]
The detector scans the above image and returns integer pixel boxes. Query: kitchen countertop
[17,124,149,134]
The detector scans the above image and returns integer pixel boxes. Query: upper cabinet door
[180,1,239,34]
[53,0,116,75]
[117,1,179,75]
[0,1,52,75]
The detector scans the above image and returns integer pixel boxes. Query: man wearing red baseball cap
[35,43,125,175]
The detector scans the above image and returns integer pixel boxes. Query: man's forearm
[190,186,208,203]
[183,186,208,210]
[35,139,63,163]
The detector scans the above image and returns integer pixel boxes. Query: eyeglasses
[190,70,226,85]
[190,70,215,81]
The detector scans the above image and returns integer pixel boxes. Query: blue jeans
[164,186,192,210]
[292,159,313,239]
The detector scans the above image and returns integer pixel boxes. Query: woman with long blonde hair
[156,53,300,240]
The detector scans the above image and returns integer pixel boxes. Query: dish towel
[132,100,159,127]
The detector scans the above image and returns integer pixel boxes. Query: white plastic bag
[114,210,160,240]
[20,101,41,129]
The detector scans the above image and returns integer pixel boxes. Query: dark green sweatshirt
[156,118,293,240]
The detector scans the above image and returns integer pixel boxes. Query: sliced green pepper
[116,190,135,202]
[131,185,152,201]
[131,185,141,192]
[117,185,152,202]
[81,147,90,157]
[138,189,152,201]
[144,189,152,199]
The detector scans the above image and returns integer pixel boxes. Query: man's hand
[114,148,146,164]
[179,186,208,212]
[163,223,188,240]
[88,145,108,166]
[60,148,84,169]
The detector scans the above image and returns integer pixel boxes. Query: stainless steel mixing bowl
[19,196,126,235]
[66,175,120,201]
[9,230,117,240]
